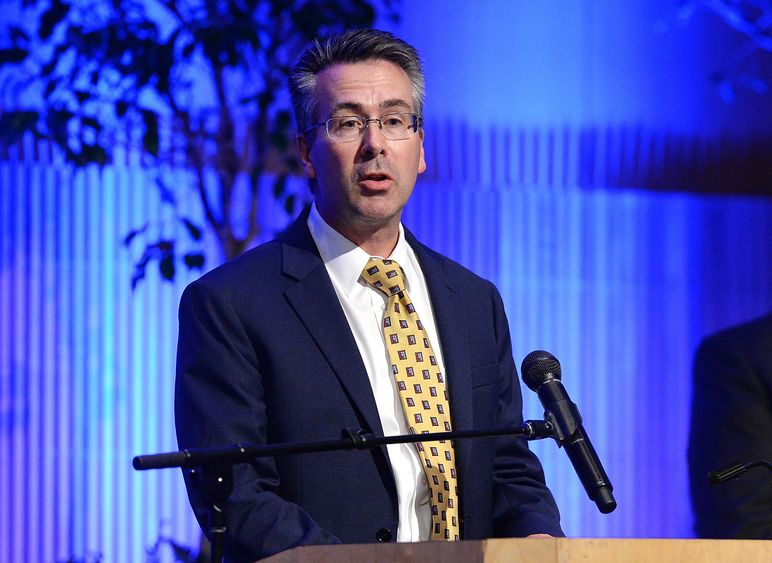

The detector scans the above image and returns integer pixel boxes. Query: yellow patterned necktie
[361,257,460,541]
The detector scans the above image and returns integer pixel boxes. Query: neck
[332,220,399,257]
[353,227,400,258]
[316,206,402,257]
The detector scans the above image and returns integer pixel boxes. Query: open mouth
[360,171,392,182]
[358,171,393,190]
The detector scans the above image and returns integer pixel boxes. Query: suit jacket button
[375,528,392,542]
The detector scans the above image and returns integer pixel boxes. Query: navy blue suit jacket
[175,211,562,561]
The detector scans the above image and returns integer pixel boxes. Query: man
[175,29,562,561]
[688,313,772,539]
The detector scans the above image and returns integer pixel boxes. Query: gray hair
[289,29,425,133]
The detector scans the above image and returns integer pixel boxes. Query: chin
[354,201,403,224]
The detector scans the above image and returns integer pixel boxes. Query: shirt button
[375,528,393,542]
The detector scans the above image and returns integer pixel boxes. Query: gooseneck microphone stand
[133,421,555,563]
[708,459,772,485]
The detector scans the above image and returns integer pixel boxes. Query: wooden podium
[263,537,771,562]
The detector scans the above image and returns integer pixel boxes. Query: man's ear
[417,128,426,175]
[296,134,316,179]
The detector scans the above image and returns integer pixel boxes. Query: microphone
[708,460,772,485]
[521,350,617,514]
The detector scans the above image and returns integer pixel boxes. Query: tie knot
[362,257,406,297]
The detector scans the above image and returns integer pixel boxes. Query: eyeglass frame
[302,112,423,142]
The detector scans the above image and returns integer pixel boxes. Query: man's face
[298,59,426,240]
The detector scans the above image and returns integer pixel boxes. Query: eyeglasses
[303,112,422,143]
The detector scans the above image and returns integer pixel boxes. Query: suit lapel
[406,232,475,494]
[278,215,475,511]
[279,214,386,439]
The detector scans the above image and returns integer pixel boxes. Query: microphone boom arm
[133,420,554,471]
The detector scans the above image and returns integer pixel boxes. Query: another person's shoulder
[699,313,772,357]
[695,313,772,388]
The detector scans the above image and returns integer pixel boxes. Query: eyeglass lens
[326,113,417,141]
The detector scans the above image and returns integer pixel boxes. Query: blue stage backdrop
[2,1,772,561]
[2,121,771,560]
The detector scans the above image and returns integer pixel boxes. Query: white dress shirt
[307,203,449,542]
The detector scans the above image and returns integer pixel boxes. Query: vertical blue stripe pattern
[0,149,205,561]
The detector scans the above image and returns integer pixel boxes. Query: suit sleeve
[488,285,565,537]
[174,279,341,561]
[688,332,772,539]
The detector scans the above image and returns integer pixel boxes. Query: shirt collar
[307,202,413,296]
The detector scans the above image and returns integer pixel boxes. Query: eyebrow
[330,98,414,116]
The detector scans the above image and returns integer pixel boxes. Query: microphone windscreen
[521,350,562,391]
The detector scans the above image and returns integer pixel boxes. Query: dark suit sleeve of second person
[488,284,564,537]
[174,277,342,561]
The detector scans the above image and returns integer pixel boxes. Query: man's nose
[359,120,386,157]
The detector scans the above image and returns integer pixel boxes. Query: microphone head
[521,350,562,391]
